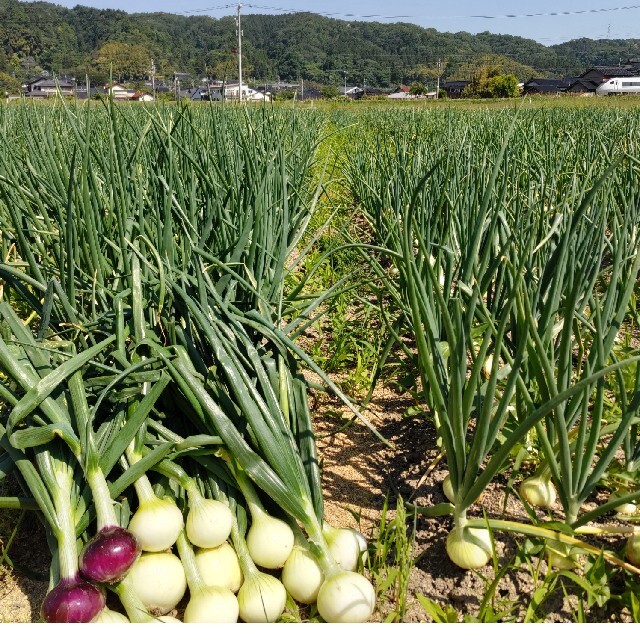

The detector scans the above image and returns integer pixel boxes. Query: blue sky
[42,1,640,44]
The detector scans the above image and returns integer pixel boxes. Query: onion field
[0,98,639,623]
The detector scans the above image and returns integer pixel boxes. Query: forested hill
[1,0,639,86]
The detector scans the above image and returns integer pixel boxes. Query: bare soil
[0,379,635,623]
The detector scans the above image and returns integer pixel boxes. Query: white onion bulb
[127,552,187,615]
[128,496,184,552]
[93,608,130,623]
[322,524,365,571]
[246,512,294,569]
[155,616,182,623]
[237,571,286,623]
[281,545,324,604]
[316,570,376,623]
[446,526,492,570]
[625,535,640,567]
[520,476,557,508]
[184,587,239,623]
[195,542,243,592]
[442,474,455,503]
[186,495,233,549]
[546,541,577,571]
[613,492,637,516]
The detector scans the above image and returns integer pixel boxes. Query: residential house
[23,76,74,98]
[130,91,154,102]
[522,78,576,95]
[566,78,600,95]
[441,80,471,99]
[105,83,136,100]
[339,86,365,98]
[579,66,638,85]
[206,82,271,101]
[388,87,413,99]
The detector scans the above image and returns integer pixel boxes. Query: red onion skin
[79,526,141,584]
[41,577,106,623]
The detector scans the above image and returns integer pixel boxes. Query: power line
[204,2,640,23]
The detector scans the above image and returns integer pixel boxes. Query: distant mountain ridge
[1,0,639,85]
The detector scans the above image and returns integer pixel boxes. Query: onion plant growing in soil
[343,106,640,573]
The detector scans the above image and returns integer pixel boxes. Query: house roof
[442,80,471,88]
[568,79,600,91]
[523,78,577,93]
[525,78,573,88]
[582,66,637,78]
[26,77,74,89]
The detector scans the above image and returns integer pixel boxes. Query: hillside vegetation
[0,0,639,86]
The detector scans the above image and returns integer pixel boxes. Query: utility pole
[436,58,442,99]
[344,70,347,97]
[150,59,156,100]
[236,3,243,101]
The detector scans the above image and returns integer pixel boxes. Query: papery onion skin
[128,497,184,553]
[316,570,375,623]
[246,514,294,569]
[237,572,286,623]
[183,587,239,623]
[186,498,233,550]
[195,542,243,592]
[93,608,130,623]
[281,545,324,604]
[446,526,492,570]
[126,552,187,615]
[79,526,141,584]
[155,616,183,623]
[41,577,106,623]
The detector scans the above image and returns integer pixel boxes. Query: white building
[208,82,271,102]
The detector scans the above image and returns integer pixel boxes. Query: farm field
[0,98,639,623]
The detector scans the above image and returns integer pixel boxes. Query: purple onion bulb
[79,526,141,584]
[41,577,106,623]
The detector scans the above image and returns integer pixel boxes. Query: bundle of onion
[168,348,376,623]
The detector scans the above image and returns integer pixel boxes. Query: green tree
[462,66,520,99]
[409,81,426,96]
[0,71,21,95]
[94,41,149,81]
[487,73,520,98]
[321,84,339,99]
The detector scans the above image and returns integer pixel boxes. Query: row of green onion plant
[342,107,640,572]
[0,99,375,621]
